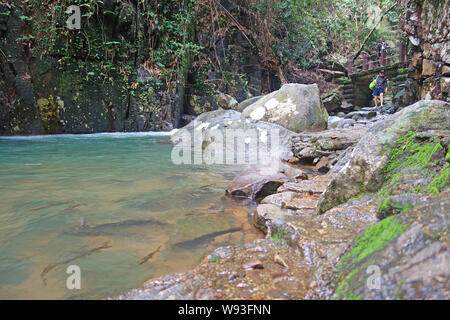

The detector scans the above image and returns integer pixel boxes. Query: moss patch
[377,196,413,219]
[378,131,448,198]
[348,216,409,262]
[426,163,450,195]
[333,216,409,299]
[270,227,289,243]
[336,216,409,277]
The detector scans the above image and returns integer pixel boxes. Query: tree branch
[352,2,397,62]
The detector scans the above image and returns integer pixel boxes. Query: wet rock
[261,191,298,207]
[315,157,331,173]
[282,197,318,210]
[322,91,342,112]
[254,204,292,234]
[328,116,342,128]
[241,84,328,133]
[328,147,353,174]
[279,163,308,179]
[187,92,238,116]
[328,190,450,300]
[377,193,422,220]
[225,165,287,201]
[336,119,356,129]
[278,179,331,194]
[291,128,367,164]
[344,111,377,120]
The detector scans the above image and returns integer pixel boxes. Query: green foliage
[247,0,400,69]
[209,256,220,263]
[23,0,201,95]
[270,228,288,243]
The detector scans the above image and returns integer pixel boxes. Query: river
[0,132,262,299]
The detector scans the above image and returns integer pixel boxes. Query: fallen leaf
[274,253,288,268]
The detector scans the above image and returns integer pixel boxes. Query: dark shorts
[373,87,385,96]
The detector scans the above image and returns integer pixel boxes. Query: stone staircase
[336,66,409,112]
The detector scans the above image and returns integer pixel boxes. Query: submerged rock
[241,84,328,133]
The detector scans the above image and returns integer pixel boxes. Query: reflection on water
[0,133,262,299]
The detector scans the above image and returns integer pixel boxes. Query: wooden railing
[348,42,408,75]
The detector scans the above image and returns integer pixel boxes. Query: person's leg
[380,92,384,106]
[374,94,378,107]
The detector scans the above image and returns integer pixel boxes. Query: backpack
[369,75,379,90]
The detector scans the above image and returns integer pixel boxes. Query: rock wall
[399,0,450,101]
[0,0,273,135]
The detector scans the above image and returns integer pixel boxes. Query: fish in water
[40,242,112,286]
[138,245,162,265]
[58,203,88,213]
[173,227,242,249]
[30,200,75,212]
[66,219,168,237]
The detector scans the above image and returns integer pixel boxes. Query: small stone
[316,157,331,173]
[288,157,299,164]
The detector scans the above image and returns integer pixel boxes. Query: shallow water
[0,133,262,299]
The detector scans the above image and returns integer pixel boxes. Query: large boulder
[171,109,296,163]
[241,84,328,132]
[236,96,263,112]
[317,100,450,214]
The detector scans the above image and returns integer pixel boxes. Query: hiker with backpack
[370,70,388,107]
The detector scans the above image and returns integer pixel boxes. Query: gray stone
[317,100,450,214]
[241,84,328,133]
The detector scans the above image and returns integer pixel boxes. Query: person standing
[373,70,388,107]
[377,38,388,56]
[377,38,384,57]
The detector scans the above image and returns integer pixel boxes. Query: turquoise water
[0,133,260,299]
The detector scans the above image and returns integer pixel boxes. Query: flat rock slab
[261,191,298,207]
[282,197,318,210]
[277,180,330,194]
